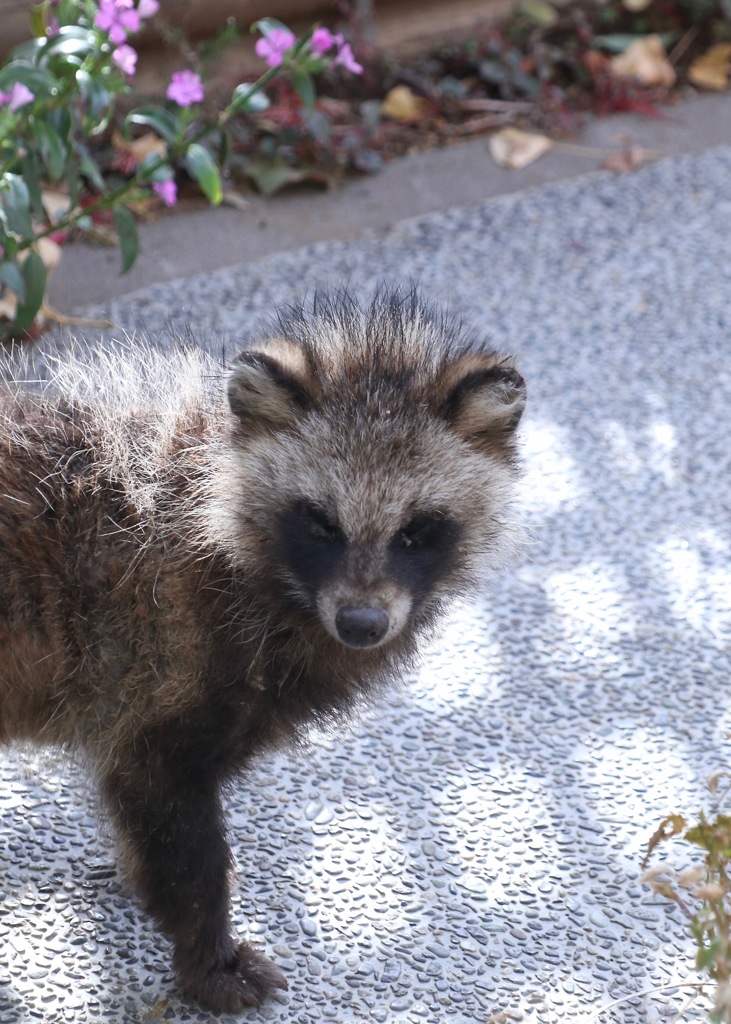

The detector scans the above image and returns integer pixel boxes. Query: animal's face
[223,301,526,650]
[273,494,462,649]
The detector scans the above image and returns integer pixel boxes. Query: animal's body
[0,290,525,1011]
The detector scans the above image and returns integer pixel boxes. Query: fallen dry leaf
[602,143,653,173]
[111,130,167,173]
[36,237,62,273]
[380,85,427,122]
[688,42,731,91]
[489,127,553,170]
[610,35,676,88]
[519,0,557,26]
[41,189,73,224]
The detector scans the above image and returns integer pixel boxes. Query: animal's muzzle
[335,606,390,648]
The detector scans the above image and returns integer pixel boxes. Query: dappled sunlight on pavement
[0,145,730,1022]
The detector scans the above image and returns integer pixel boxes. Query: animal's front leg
[102,757,287,1011]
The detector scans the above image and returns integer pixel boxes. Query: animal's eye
[299,503,343,544]
[394,515,447,551]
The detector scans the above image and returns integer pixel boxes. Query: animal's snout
[335,606,390,648]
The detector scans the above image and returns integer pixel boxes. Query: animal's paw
[180,941,288,1012]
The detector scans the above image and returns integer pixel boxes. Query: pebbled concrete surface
[2,139,731,1022]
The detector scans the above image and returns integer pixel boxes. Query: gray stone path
[2,144,731,1023]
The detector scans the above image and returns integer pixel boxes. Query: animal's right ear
[227,343,314,431]
[440,355,526,452]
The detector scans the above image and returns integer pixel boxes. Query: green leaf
[78,149,106,192]
[32,119,67,180]
[7,38,44,63]
[252,17,290,37]
[696,939,720,973]
[217,130,230,170]
[291,69,316,108]
[76,70,112,125]
[685,814,731,855]
[304,109,331,144]
[137,154,168,181]
[127,106,180,145]
[243,156,306,196]
[42,26,95,57]
[0,260,26,302]
[0,63,57,96]
[19,151,44,219]
[290,26,314,59]
[49,105,71,145]
[29,3,47,39]
[185,143,222,205]
[113,206,139,274]
[13,250,47,333]
[230,83,271,114]
[1,176,33,238]
[66,159,82,207]
[519,0,558,25]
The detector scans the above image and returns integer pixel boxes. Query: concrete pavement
[1,94,731,1024]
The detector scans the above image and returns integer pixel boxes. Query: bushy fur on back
[0,288,525,1012]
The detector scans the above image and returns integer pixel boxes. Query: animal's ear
[227,341,314,431]
[441,356,526,450]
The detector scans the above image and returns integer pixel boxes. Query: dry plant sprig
[643,768,731,1023]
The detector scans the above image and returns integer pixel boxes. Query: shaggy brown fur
[0,289,525,1011]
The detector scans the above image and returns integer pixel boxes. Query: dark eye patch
[297,502,344,544]
[389,514,461,604]
[274,501,346,596]
[394,515,453,551]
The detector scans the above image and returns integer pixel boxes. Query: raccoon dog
[0,289,525,1012]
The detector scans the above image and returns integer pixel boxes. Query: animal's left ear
[441,357,526,450]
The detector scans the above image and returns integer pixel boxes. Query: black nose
[335,606,390,648]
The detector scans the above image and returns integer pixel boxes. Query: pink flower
[166,69,204,106]
[310,27,339,58]
[334,42,363,75]
[152,179,177,206]
[94,0,140,45]
[112,43,137,76]
[255,27,296,68]
[309,29,364,74]
[46,16,60,36]
[137,0,159,17]
[0,82,35,111]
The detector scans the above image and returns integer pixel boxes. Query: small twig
[555,141,662,160]
[583,981,711,1023]
[151,15,201,73]
[669,984,705,1024]
[456,97,535,113]
[446,113,510,135]
[41,303,113,329]
[668,24,700,67]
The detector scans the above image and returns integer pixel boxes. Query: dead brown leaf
[610,35,676,88]
[688,42,731,92]
[602,143,653,173]
[36,237,62,274]
[380,85,427,122]
[489,127,553,170]
[41,189,73,224]
[111,130,167,173]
